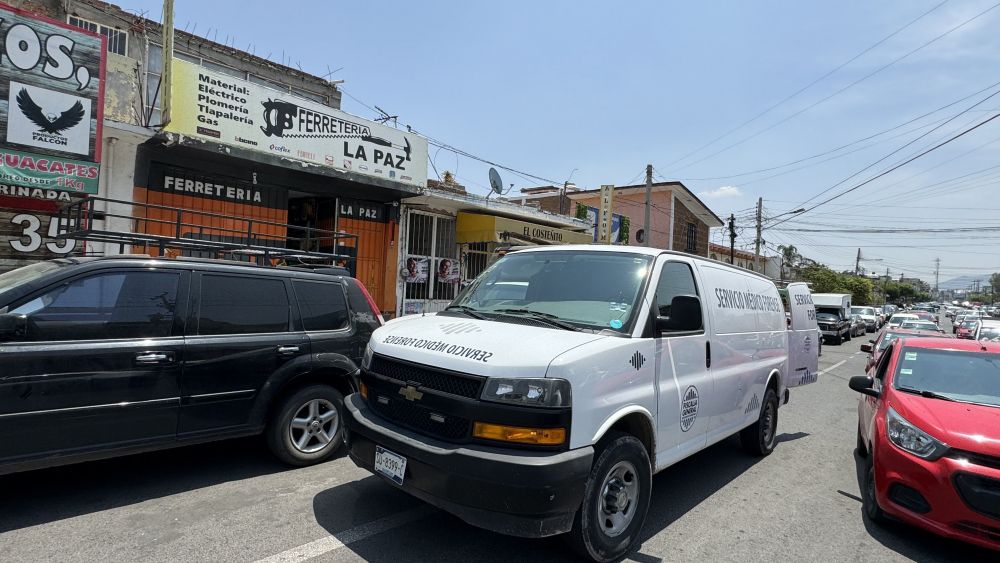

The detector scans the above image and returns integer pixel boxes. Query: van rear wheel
[740,388,778,456]
[567,432,651,563]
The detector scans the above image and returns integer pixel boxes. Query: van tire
[567,432,651,563]
[740,388,778,456]
[267,385,344,466]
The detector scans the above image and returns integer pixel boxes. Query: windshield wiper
[897,387,957,402]
[488,308,582,331]
[443,305,487,320]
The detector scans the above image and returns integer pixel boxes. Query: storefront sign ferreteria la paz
[165,58,428,190]
[0,6,105,196]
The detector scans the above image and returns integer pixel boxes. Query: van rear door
[786,282,819,387]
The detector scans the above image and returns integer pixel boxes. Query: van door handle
[135,352,173,365]
[277,345,300,356]
[705,342,712,369]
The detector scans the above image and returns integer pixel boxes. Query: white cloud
[698,186,742,199]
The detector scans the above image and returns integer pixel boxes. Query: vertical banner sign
[598,184,615,244]
[0,6,106,272]
[161,0,175,127]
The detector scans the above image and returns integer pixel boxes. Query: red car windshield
[893,347,1000,408]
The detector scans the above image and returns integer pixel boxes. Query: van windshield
[450,250,652,333]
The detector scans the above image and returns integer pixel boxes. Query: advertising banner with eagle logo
[0,5,105,194]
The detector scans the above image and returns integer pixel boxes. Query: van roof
[510,244,777,282]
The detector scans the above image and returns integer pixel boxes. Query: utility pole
[754,197,763,273]
[643,164,652,247]
[934,258,940,297]
[855,248,862,276]
[884,267,890,306]
[728,213,736,264]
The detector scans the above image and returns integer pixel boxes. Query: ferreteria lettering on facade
[163,175,263,203]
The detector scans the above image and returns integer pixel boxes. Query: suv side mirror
[860,343,873,353]
[848,375,880,398]
[0,313,28,340]
[656,295,703,333]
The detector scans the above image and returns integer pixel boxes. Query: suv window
[198,275,289,335]
[10,271,179,341]
[293,280,349,331]
[655,262,698,316]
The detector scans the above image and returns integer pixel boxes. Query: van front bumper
[344,393,593,538]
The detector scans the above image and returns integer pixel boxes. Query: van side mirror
[860,343,873,353]
[0,313,27,340]
[656,295,703,333]
[848,375,879,398]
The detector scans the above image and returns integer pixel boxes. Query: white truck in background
[812,293,852,345]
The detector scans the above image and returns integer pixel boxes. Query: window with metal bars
[67,16,127,56]
[685,222,697,253]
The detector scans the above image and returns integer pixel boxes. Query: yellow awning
[455,212,593,245]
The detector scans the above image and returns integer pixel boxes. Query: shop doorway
[401,211,458,315]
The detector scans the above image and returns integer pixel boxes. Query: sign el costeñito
[166,58,428,189]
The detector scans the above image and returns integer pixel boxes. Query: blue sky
[121,0,1000,285]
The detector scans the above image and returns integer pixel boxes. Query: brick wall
[673,199,709,257]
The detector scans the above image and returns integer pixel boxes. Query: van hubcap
[288,398,338,453]
[598,461,639,537]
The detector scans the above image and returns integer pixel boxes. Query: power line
[769,111,1000,228]
[659,0,951,171]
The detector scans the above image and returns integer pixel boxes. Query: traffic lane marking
[819,359,850,381]
[253,505,437,563]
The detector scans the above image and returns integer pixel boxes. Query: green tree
[800,265,841,293]
[575,203,589,220]
[777,244,799,279]
[990,272,1000,301]
[618,216,630,244]
[841,275,874,306]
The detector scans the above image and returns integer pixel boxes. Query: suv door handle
[135,352,173,365]
[277,345,300,356]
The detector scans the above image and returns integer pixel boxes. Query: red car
[957,320,980,340]
[861,326,947,372]
[850,338,1000,551]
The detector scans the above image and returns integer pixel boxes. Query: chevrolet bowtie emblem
[399,385,423,401]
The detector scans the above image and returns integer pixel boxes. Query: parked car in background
[817,310,852,344]
[887,313,918,328]
[850,337,1000,552]
[974,318,1000,341]
[860,327,948,371]
[956,320,979,340]
[851,306,880,332]
[0,256,383,475]
[849,314,867,337]
[898,320,944,334]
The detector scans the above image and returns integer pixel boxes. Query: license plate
[374,445,406,486]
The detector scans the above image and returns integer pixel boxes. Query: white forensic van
[345,246,819,562]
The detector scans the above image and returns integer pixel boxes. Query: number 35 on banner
[9,213,76,254]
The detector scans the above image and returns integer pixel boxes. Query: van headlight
[481,378,571,408]
[886,407,948,459]
[362,344,373,370]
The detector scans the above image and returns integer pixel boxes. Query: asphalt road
[1,325,994,562]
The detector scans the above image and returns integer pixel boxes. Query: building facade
[566,181,722,255]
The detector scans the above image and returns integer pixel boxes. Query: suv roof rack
[55,196,359,267]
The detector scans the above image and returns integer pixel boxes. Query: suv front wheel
[267,385,345,466]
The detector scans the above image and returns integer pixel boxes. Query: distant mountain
[939,274,992,291]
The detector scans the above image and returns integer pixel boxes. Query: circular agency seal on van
[680,385,699,432]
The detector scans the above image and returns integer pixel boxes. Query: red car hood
[891,392,1000,456]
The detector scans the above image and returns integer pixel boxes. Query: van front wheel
[740,388,778,456]
[567,432,652,563]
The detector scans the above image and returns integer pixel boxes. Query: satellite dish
[488,167,504,194]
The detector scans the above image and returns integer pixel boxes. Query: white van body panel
[786,282,820,387]
[365,244,819,474]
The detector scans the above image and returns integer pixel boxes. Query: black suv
[0,256,382,475]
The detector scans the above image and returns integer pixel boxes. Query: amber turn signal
[359,381,368,399]
[472,422,566,445]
